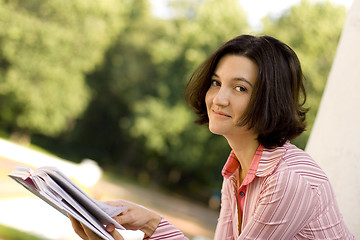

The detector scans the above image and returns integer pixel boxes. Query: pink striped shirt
[147,218,189,240]
[149,142,355,239]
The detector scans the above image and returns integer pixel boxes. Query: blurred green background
[0,224,43,240]
[0,0,347,206]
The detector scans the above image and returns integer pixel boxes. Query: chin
[208,126,228,136]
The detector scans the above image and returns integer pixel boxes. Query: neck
[225,133,259,174]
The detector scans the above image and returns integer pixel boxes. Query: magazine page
[30,173,114,240]
[37,167,127,229]
[8,168,68,217]
[33,170,115,240]
[8,166,121,240]
[8,166,35,192]
[44,167,127,218]
[30,172,69,215]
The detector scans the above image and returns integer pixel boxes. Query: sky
[240,0,354,29]
[151,0,354,29]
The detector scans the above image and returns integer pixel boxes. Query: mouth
[212,109,231,118]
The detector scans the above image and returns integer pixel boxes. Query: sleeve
[214,178,235,240]
[147,218,189,240]
[238,170,317,239]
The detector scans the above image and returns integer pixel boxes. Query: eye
[210,79,221,87]
[235,86,247,92]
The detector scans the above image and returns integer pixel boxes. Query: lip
[212,109,231,118]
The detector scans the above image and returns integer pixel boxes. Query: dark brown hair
[184,35,308,148]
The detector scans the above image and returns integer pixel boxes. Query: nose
[213,87,230,106]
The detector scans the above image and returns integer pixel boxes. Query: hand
[68,214,124,240]
[104,200,162,237]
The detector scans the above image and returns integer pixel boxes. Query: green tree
[131,0,249,152]
[126,0,249,195]
[0,0,125,142]
[261,0,346,148]
[41,0,248,199]
[49,0,167,164]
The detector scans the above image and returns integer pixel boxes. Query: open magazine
[8,165,128,240]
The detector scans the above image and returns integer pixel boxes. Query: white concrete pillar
[305,0,360,237]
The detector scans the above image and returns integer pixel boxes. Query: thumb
[113,214,126,225]
[106,223,115,232]
[109,228,125,240]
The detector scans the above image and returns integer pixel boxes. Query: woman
[70,35,355,239]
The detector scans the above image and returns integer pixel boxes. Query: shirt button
[239,191,245,197]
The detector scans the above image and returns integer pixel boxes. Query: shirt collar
[222,142,289,181]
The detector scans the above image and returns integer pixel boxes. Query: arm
[70,199,189,240]
[239,170,317,239]
[107,200,161,237]
[107,200,189,239]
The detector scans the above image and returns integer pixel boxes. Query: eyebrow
[212,73,254,88]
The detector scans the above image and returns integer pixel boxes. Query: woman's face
[205,54,258,138]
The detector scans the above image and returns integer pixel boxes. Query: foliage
[261,0,346,148]
[0,0,124,138]
[0,224,44,240]
[125,0,248,194]
[32,0,248,199]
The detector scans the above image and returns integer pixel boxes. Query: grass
[0,224,45,240]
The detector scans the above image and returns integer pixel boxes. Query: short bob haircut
[184,35,308,149]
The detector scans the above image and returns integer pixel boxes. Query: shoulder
[260,143,335,210]
[277,143,329,184]
[258,142,326,180]
[258,143,331,198]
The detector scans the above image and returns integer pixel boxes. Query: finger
[109,229,124,240]
[113,214,127,226]
[68,215,88,240]
[81,222,102,240]
[113,214,137,231]
[104,199,128,207]
[106,223,115,232]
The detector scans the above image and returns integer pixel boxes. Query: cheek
[235,101,250,118]
[205,91,212,109]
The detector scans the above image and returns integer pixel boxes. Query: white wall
[305,0,360,237]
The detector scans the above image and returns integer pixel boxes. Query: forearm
[104,200,187,239]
